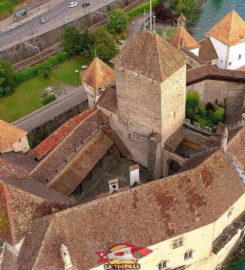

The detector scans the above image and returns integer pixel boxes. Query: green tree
[107,8,128,35]
[38,61,52,79]
[212,106,225,124]
[62,26,82,55]
[88,27,118,62]
[0,59,16,96]
[186,90,202,119]
[171,0,199,22]
[80,29,95,53]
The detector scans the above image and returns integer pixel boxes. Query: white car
[68,2,78,8]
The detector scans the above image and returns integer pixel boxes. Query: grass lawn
[0,55,85,122]
[165,28,176,40]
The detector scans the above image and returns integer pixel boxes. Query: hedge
[15,51,70,84]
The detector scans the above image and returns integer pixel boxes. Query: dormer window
[184,250,194,260]
[173,238,183,249]
[158,260,168,269]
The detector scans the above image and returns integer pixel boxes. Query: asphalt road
[0,0,112,49]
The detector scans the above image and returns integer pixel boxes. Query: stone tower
[82,57,115,108]
[112,31,187,177]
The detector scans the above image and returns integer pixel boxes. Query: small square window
[173,238,183,249]
[229,62,232,66]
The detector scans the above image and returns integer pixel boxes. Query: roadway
[0,0,113,49]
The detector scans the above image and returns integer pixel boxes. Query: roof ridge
[155,33,164,82]
[30,109,99,175]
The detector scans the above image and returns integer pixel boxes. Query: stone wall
[0,0,136,63]
[187,79,245,121]
[28,100,87,148]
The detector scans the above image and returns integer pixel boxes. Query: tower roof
[207,10,245,46]
[0,120,27,152]
[170,27,201,50]
[177,13,186,23]
[82,57,115,90]
[113,31,187,82]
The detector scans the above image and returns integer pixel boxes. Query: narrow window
[238,54,242,60]
[173,238,183,249]
[184,250,194,260]
[229,62,232,66]
[158,260,168,270]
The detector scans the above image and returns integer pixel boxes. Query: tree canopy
[87,27,118,62]
[62,26,82,55]
[107,8,128,35]
[0,59,16,96]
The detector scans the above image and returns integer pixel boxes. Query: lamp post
[150,0,152,31]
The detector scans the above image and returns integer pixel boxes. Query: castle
[0,11,244,270]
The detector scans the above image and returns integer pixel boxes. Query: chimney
[60,244,73,270]
[129,164,140,187]
[108,178,119,194]
[221,127,228,152]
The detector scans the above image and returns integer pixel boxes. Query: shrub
[15,51,69,84]
[41,94,56,105]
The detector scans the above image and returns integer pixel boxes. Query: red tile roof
[0,178,73,245]
[34,108,96,160]
[18,147,245,270]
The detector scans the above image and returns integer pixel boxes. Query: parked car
[68,2,78,8]
[82,1,90,7]
[14,10,27,21]
[40,17,49,24]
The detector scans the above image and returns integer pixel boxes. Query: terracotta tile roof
[30,109,106,184]
[0,178,73,245]
[48,131,113,195]
[170,27,201,50]
[0,120,27,152]
[187,64,245,85]
[0,159,27,179]
[18,148,245,270]
[207,10,245,46]
[113,31,187,82]
[238,66,245,71]
[97,86,118,114]
[82,57,115,90]
[0,246,17,270]
[199,37,218,62]
[34,108,97,160]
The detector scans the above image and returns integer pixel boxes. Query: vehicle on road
[68,2,78,8]
[40,17,49,24]
[14,10,28,21]
[82,1,90,7]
